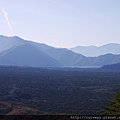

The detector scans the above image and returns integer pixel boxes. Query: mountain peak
[0,43,62,67]
[0,35,25,52]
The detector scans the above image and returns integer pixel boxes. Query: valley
[0,66,120,115]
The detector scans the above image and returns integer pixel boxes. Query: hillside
[101,63,120,70]
[0,43,62,67]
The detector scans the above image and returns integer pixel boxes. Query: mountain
[38,46,120,67]
[0,35,120,68]
[42,48,85,66]
[55,53,120,67]
[88,53,120,67]
[0,35,56,53]
[70,43,120,57]
[0,35,25,52]
[101,63,120,70]
[0,43,62,67]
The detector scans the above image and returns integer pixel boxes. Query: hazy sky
[0,0,120,48]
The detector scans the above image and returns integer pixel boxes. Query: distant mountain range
[0,35,120,68]
[71,43,120,57]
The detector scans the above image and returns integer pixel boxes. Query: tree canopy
[103,91,120,115]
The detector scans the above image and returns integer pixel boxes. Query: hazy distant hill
[43,48,85,66]
[0,35,120,67]
[40,46,120,67]
[0,43,62,67]
[70,43,120,57]
[30,44,120,67]
[101,63,120,70]
[56,53,120,67]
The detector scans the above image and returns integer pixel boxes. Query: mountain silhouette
[0,35,120,68]
[71,43,120,57]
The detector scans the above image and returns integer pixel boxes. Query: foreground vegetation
[0,66,120,115]
[103,91,120,115]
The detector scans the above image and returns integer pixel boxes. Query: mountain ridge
[0,42,62,67]
[0,35,120,68]
[70,43,120,57]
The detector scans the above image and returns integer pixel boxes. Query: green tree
[103,91,120,115]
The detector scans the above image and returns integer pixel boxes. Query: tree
[103,91,120,115]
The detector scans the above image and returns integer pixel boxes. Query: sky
[0,0,120,48]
